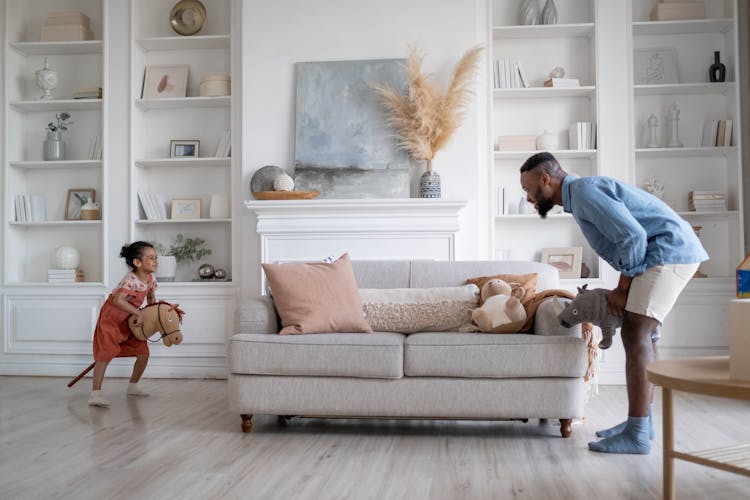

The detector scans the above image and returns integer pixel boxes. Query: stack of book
[701,119,733,147]
[543,78,580,88]
[493,59,530,89]
[688,190,727,212]
[568,122,597,150]
[497,135,536,151]
[650,0,705,21]
[48,268,84,283]
[138,192,170,220]
[14,194,46,222]
[73,87,102,99]
[88,134,102,160]
[40,11,94,41]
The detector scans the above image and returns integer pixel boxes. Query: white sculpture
[645,114,660,148]
[35,57,59,100]
[666,102,683,148]
[53,246,80,270]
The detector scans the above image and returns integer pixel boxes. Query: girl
[89,241,158,407]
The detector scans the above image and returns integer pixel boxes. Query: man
[519,152,708,454]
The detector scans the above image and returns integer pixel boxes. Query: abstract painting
[294,59,410,198]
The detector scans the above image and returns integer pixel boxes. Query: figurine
[666,102,683,148]
[646,113,660,148]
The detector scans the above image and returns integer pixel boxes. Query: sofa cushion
[404,333,587,378]
[262,253,372,335]
[229,332,405,379]
[466,272,538,306]
[359,285,479,333]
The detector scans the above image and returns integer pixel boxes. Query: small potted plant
[44,111,73,161]
[155,234,212,282]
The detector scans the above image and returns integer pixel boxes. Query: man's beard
[537,197,555,218]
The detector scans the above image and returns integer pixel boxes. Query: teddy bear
[471,278,527,333]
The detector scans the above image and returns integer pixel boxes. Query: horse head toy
[128,301,185,346]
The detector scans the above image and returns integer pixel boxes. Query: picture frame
[633,47,678,85]
[65,188,95,220]
[141,64,189,99]
[541,246,583,279]
[170,139,200,158]
[171,199,201,220]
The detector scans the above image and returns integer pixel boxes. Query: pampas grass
[374,45,483,172]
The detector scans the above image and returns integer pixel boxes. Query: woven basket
[80,209,100,220]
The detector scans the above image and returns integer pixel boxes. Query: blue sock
[588,416,651,454]
[596,404,655,440]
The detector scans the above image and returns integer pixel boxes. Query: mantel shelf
[494,149,596,160]
[494,87,596,99]
[492,23,594,39]
[9,160,102,169]
[634,82,735,96]
[135,96,230,110]
[136,35,230,51]
[495,213,571,220]
[10,99,102,111]
[245,198,467,216]
[632,18,733,36]
[135,157,230,168]
[635,147,737,158]
[10,40,103,55]
[677,211,739,219]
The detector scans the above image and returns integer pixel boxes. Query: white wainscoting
[245,199,468,293]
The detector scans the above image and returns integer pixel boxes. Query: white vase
[536,130,558,151]
[156,255,177,282]
[209,193,229,218]
[541,0,558,25]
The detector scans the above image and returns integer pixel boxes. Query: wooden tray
[252,191,320,200]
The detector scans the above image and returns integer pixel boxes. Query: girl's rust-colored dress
[93,273,157,362]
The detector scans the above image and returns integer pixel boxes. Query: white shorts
[625,263,700,323]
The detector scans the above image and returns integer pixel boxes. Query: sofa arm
[238,296,279,334]
[533,296,581,338]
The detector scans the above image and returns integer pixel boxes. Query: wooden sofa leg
[241,414,253,433]
[559,419,572,438]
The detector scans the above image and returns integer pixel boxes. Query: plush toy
[471,279,527,333]
[555,284,621,349]
[128,301,185,346]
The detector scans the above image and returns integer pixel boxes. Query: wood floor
[1,377,748,500]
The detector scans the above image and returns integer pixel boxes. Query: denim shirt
[561,175,708,276]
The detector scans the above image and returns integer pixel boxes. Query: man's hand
[607,288,627,317]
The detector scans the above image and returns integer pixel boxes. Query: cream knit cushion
[359,285,479,334]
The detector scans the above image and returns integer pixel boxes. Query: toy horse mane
[128,300,185,346]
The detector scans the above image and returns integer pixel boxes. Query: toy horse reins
[134,302,181,343]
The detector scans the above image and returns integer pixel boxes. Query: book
[138,192,155,220]
[14,196,23,222]
[40,25,94,42]
[650,1,705,21]
[497,135,536,150]
[23,195,32,223]
[516,61,529,88]
[544,78,580,88]
[716,120,726,147]
[701,120,718,147]
[30,195,46,222]
[723,119,733,147]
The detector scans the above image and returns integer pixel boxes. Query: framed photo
[541,246,583,279]
[170,139,200,158]
[65,188,95,220]
[171,199,201,220]
[142,64,189,99]
[633,47,678,85]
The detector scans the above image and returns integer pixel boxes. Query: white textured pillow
[359,285,480,334]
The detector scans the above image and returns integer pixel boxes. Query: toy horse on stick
[67,301,185,387]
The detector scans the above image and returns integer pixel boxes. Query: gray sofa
[228,260,587,437]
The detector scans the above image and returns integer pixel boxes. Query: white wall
[240,0,488,298]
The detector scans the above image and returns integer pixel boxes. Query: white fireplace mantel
[244,199,467,268]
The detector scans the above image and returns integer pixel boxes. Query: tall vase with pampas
[374,45,482,198]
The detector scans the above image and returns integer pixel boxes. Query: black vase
[709,51,726,82]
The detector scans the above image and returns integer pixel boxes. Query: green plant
[47,112,73,132]
[156,234,211,264]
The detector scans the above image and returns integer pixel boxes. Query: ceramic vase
[35,57,58,100]
[419,170,441,198]
[518,0,539,25]
[708,51,726,82]
[156,255,177,282]
[43,130,64,161]
[541,0,558,24]
[209,193,229,218]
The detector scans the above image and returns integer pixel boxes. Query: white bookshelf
[487,0,601,280]
[136,35,230,52]
[630,0,744,280]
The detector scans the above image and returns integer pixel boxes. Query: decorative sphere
[53,246,80,269]
[198,263,215,279]
[273,173,294,191]
[213,268,227,280]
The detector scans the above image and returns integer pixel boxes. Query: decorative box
[650,1,705,21]
[738,254,750,298]
[729,299,750,381]
[200,74,231,97]
[40,24,94,41]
